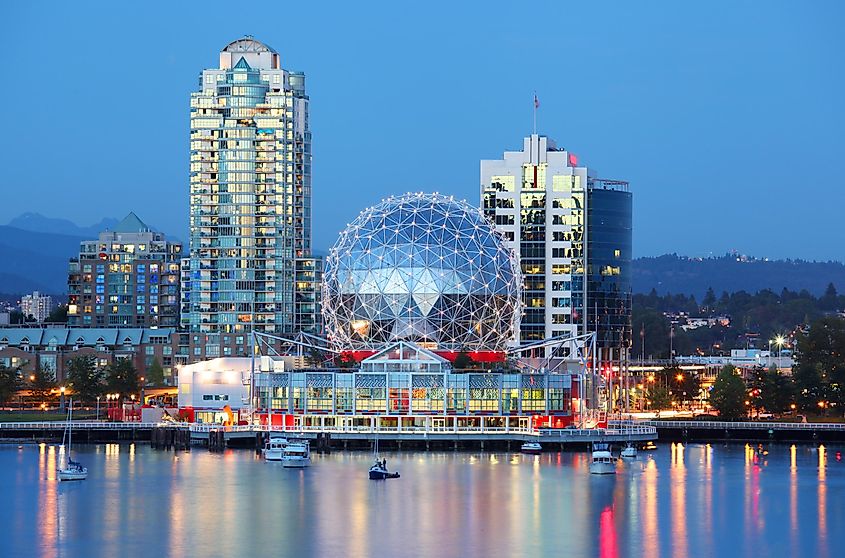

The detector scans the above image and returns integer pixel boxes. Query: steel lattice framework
[322,193,522,351]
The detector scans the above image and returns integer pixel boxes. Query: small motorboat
[369,458,400,480]
[620,443,637,459]
[262,436,289,461]
[589,442,617,475]
[281,441,311,468]
[520,442,542,455]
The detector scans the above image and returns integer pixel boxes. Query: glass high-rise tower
[186,36,319,336]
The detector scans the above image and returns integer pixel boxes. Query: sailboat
[368,426,399,480]
[58,398,88,481]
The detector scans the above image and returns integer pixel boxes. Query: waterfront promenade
[0,419,658,449]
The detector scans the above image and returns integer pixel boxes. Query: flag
[534,93,540,109]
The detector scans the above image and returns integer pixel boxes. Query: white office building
[481,134,632,360]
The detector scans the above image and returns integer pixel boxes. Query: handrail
[643,420,845,430]
[0,422,167,430]
[0,421,659,437]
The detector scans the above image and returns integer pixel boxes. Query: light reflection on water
[1,442,843,558]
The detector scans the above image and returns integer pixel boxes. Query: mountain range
[8,213,120,239]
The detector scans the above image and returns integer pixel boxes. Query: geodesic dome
[322,192,522,351]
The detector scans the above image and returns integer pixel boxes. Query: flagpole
[532,92,537,135]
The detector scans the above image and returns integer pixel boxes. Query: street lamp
[774,335,786,368]
[96,395,101,421]
[59,386,66,413]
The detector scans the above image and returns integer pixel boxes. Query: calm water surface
[2,442,843,558]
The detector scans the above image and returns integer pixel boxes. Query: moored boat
[263,436,289,461]
[369,458,400,480]
[281,441,311,468]
[589,442,617,475]
[520,442,542,455]
[58,399,88,482]
[620,443,637,459]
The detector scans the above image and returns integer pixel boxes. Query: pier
[644,420,845,442]
[0,419,657,450]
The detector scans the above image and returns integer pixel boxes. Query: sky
[2,1,844,261]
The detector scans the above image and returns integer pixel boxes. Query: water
[2,442,843,558]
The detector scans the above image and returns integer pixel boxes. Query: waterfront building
[67,213,182,328]
[481,135,632,362]
[185,36,321,338]
[20,291,54,323]
[178,344,577,428]
[0,326,176,383]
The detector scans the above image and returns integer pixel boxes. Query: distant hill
[0,226,86,295]
[633,254,845,298]
[8,212,119,239]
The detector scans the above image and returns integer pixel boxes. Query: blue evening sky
[2,1,843,260]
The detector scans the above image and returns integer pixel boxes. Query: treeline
[0,355,158,405]
[709,316,845,418]
[632,283,844,358]
[633,254,845,298]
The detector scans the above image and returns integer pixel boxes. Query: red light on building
[568,153,578,166]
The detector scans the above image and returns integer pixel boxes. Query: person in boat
[382,458,387,470]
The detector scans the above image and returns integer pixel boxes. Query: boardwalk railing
[643,420,845,431]
[0,420,657,439]
[0,421,165,430]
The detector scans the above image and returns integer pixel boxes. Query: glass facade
[322,193,522,351]
[254,370,574,416]
[187,37,314,335]
[586,181,632,351]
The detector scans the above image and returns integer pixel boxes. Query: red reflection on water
[599,505,618,558]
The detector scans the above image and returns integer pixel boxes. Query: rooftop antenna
[533,92,539,135]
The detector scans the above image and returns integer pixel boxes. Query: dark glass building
[586,179,632,356]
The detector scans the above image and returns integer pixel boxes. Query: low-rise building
[0,327,176,384]
[176,341,582,427]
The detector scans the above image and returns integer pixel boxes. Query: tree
[105,358,140,401]
[702,287,716,312]
[453,351,475,370]
[796,316,845,411]
[65,355,104,403]
[0,364,22,404]
[671,371,702,407]
[30,364,57,404]
[749,366,795,415]
[709,365,748,420]
[47,304,68,323]
[646,386,671,412]
[820,283,839,311]
[146,359,165,387]
[334,353,358,369]
[792,362,825,413]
